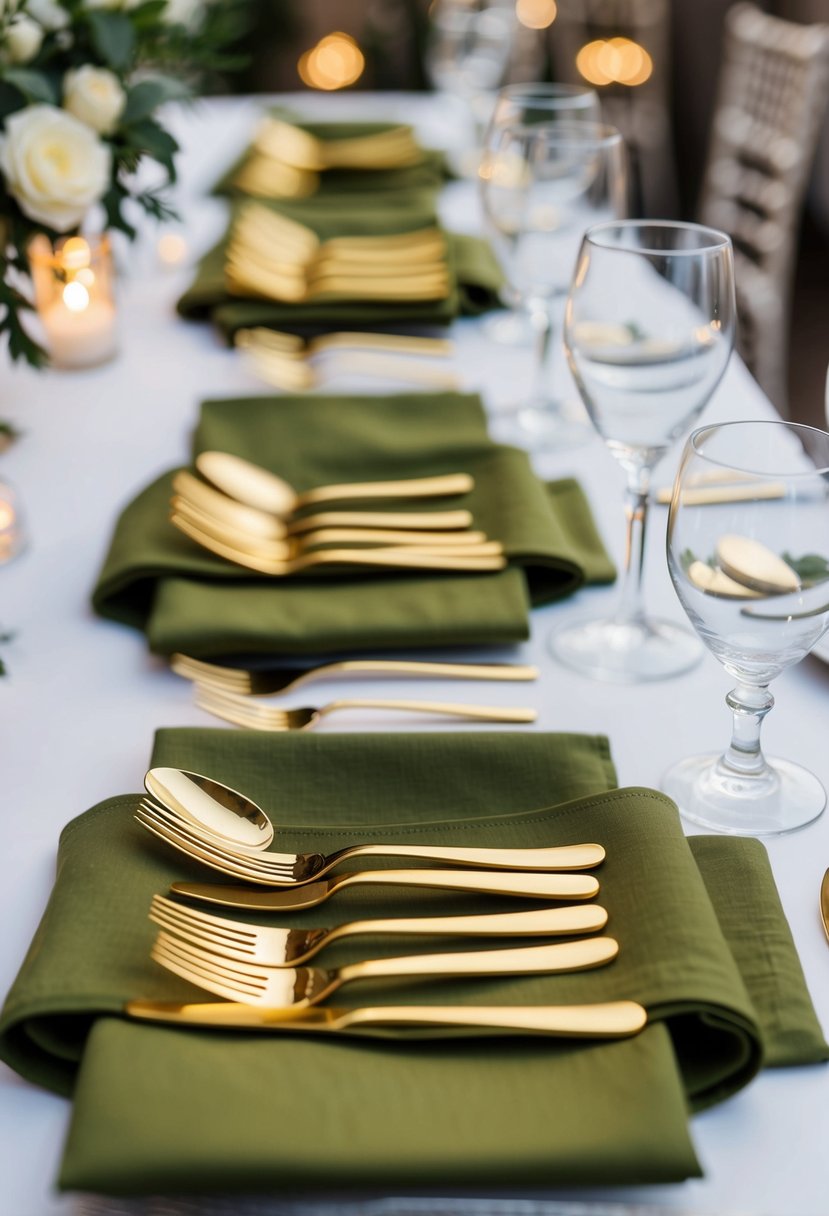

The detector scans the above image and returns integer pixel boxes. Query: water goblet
[482,83,601,349]
[550,220,736,680]
[662,420,829,835]
[425,0,518,177]
[480,122,627,449]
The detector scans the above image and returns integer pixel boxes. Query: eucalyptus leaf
[2,69,57,105]
[122,76,191,125]
[782,552,829,585]
[87,11,135,73]
[125,117,178,179]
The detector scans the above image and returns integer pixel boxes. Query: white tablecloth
[1,96,827,1216]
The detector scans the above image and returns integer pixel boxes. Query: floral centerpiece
[0,0,249,365]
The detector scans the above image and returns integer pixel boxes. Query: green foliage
[0,0,253,368]
[782,553,829,586]
[87,11,136,73]
[2,69,58,105]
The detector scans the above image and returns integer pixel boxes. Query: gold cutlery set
[236,327,459,392]
[226,204,450,304]
[232,118,424,200]
[130,768,648,1039]
[173,652,539,731]
[170,449,507,577]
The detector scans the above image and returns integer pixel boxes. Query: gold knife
[125,998,647,1038]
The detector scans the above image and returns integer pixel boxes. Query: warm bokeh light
[516,0,557,30]
[157,232,189,266]
[576,37,653,87]
[61,236,91,271]
[62,281,90,312]
[298,33,365,91]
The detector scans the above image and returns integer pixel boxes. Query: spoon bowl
[195,450,474,519]
[144,769,274,851]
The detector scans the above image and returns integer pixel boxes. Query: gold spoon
[194,451,473,520]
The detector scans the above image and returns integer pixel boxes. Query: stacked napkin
[91,391,615,658]
[0,730,824,1194]
[213,119,449,200]
[179,116,503,337]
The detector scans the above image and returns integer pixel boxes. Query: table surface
[1,94,827,1216]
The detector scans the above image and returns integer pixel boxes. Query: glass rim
[689,419,829,478]
[584,219,732,256]
[494,121,623,148]
[495,82,599,105]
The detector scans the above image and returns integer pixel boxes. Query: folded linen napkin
[0,730,824,1195]
[91,392,615,657]
[213,119,448,200]
[177,196,503,335]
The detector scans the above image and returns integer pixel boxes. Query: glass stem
[721,683,774,775]
[528,300,556,409]
[612,465,651,627]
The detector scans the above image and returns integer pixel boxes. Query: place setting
[2,4,829,1213]
[3,726,827,1196]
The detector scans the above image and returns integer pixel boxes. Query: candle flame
[63,281,90,312]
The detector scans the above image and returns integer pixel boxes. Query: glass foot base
[662,752,826,836]
[515,403,592,452]
[549,615,704,683]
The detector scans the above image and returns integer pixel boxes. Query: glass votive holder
[0,480,26,564]
[29,234,118,370]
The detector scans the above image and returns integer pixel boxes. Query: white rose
[163,0,203,29]
[64,66,126,135]
[0,104,111,231]
[26,0,70,30]
[5,15,43,62]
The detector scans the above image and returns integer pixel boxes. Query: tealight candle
[0,482,25,565]
[30,235,118,369]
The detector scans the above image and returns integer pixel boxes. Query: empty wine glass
[662,420,829,835]
[480,122,627,449]
[482,83,601,348]
[425,0,518,176]
[550,220,736,680]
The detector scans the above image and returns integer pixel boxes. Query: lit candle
[0,484,25,565]
[30,235,118,370]
[41,280,117,368]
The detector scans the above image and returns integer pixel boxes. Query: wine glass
[480,122,627,449]
[425,0,518,177]
[550,220,736,680]
[662,420,829,835]
[482,83,602,348]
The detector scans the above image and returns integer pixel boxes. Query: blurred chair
[699,2,829,413]
[549,0,679,216]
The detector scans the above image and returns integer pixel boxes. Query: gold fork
[170,653,538,696]
[151,929,620,1009]
[194,685,536,731]
[148,893,610,966]
[171,512,507,575]
[127,998,648,1038]
[137,803,602,884]
[171,496,498,556]
[172,470,474,539]
[240,344,460,393]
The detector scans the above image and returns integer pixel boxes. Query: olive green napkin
[213,117,448,199]
[91,392,615,657]
[0,731,824,1195]
[177,196,503,335]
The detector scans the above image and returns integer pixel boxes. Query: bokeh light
[298,33,365,91]
[576,37,653,87]
[516,0,557,30]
